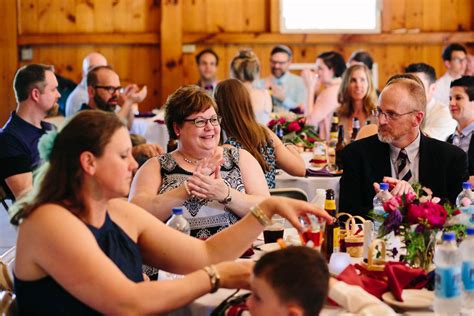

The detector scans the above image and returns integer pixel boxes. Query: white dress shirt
[433,72,456,107]
[422,98,457,141]
[389,131,421,182]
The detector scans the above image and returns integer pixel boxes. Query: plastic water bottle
[456,182,474,215]
[372,183,392,232]
[166,207,191,235]
[434,231,462,315]
[460,227,474,312]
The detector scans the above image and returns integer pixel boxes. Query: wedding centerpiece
[267,113,319,150]
[371,184,465,271]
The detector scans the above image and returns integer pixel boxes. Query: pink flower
[405,191,416,204]
[287,121,302,133]
[383,197,400,212]
[426,203,447,228]
[407,204,429,224]
[268,119,278,128]
[278,117,287,124]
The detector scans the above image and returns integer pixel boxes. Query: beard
[46,103,59,117]
[271,68,284,78]
[377,131,394,144]
[94,94,117,112]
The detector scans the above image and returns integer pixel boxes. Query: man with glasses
[447,76,474,184]
[0,64,60,200]
[340,74,468,217]
[433,43,468,107]
[258,45,306,112]
[83,65,163,164]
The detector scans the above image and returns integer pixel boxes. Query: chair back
[0,291,17,316]
[0,247,15,292]
[269,188,308,201]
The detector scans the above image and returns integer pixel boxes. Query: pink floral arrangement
[267,116,319,148]
[373,184,459,270]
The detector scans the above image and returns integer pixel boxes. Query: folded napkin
[134,111,156,118]
[337,261,428,302]
[306,167,333,177]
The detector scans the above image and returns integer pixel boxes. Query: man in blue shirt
[258,45,306,113]
[0,64,60,199]
[446,76,474,182]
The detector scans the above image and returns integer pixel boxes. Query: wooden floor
[0,201,16,256]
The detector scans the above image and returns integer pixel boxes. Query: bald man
[340,74,468,216]
[65,52,108,117]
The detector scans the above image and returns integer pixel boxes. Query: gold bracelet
[250,205,272,227]
[203,265,220,293]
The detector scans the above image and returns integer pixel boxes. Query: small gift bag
[361,239,386,271]
[345,216,365,257]
[336,212,351,252]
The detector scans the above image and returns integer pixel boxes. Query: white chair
[0,247,15,292]
[269,188,308,201]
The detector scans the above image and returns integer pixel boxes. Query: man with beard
[83,65,163,164]
[65,52,108,117]
[258,45,306,113]
[339,74,468,217]
[195,48,219,95]
[0,64,60,200]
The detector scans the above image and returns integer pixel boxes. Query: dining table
[130,110,169,151]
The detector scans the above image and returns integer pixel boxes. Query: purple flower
[385,209,403,233]
[415,224,425,233]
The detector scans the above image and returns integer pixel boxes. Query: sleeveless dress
[14,212,144,315]
[159,147,246,239]
[225,137,276,189]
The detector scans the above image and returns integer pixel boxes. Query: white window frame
[280,0,382,34]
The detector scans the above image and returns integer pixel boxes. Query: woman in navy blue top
[11,110,332,314]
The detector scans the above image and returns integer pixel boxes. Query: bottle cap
[467,227,474,235]
[172,207,184,215]
[443,231,456,241]
[463,182,472,189]
[380,183,389,190]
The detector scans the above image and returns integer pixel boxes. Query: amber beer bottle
[335,125,345,170]
[322,189,339,261]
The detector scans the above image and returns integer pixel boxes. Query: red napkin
[337,262,428,302]
[384,262,428,301]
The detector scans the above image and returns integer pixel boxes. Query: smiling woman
[129,85,270,240]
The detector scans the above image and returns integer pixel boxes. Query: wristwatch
[219,183,232,204]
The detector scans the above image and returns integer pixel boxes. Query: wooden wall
[0,0,473,125]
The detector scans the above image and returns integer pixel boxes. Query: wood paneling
[0,1,18,124]
[18,0,160,34]
[0,0,473,124]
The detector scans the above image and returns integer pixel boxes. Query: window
[280,0,381,34]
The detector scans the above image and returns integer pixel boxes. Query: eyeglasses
[376,106,417,121]
[94,85,122,94]
[270,59,289,66]
[183,115,222,128]
[451,57,467,63]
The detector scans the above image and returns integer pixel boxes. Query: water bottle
[372,183,392,233]
[460,227,474,312]
[456,182,474,216]
[166,207,191,235]
[434,231,462,315]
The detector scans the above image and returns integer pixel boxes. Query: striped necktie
[397,149,412,182]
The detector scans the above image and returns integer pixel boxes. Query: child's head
[247,246,329,316]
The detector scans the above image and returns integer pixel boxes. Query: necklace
[179,151,200,164]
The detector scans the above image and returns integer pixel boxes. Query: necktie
[397,149,412,182]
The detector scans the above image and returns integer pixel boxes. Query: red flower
[426,202,447,228]
[383,197,400,212]
[407,201,447,228]
[407,203,429,224]
[278,117,287,124]
[268,119,278,128]
[287,121,302,133]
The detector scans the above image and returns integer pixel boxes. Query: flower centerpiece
[371,183,464,271]
[267,113,320,150]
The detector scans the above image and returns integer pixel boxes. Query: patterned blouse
[159,147,246,239]
[225,137,276,189]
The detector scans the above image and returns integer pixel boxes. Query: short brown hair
[254,247,329,316]
[164,85,217,139]
[13,64,55,102]
[383,73,427,113]
[86,65,115,88]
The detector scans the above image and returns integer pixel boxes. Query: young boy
[247,246,395,316]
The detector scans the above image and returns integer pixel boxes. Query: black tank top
[14,212,144,315]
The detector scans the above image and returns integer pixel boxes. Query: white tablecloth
[130,113,169,151]
[275,171,341,203]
